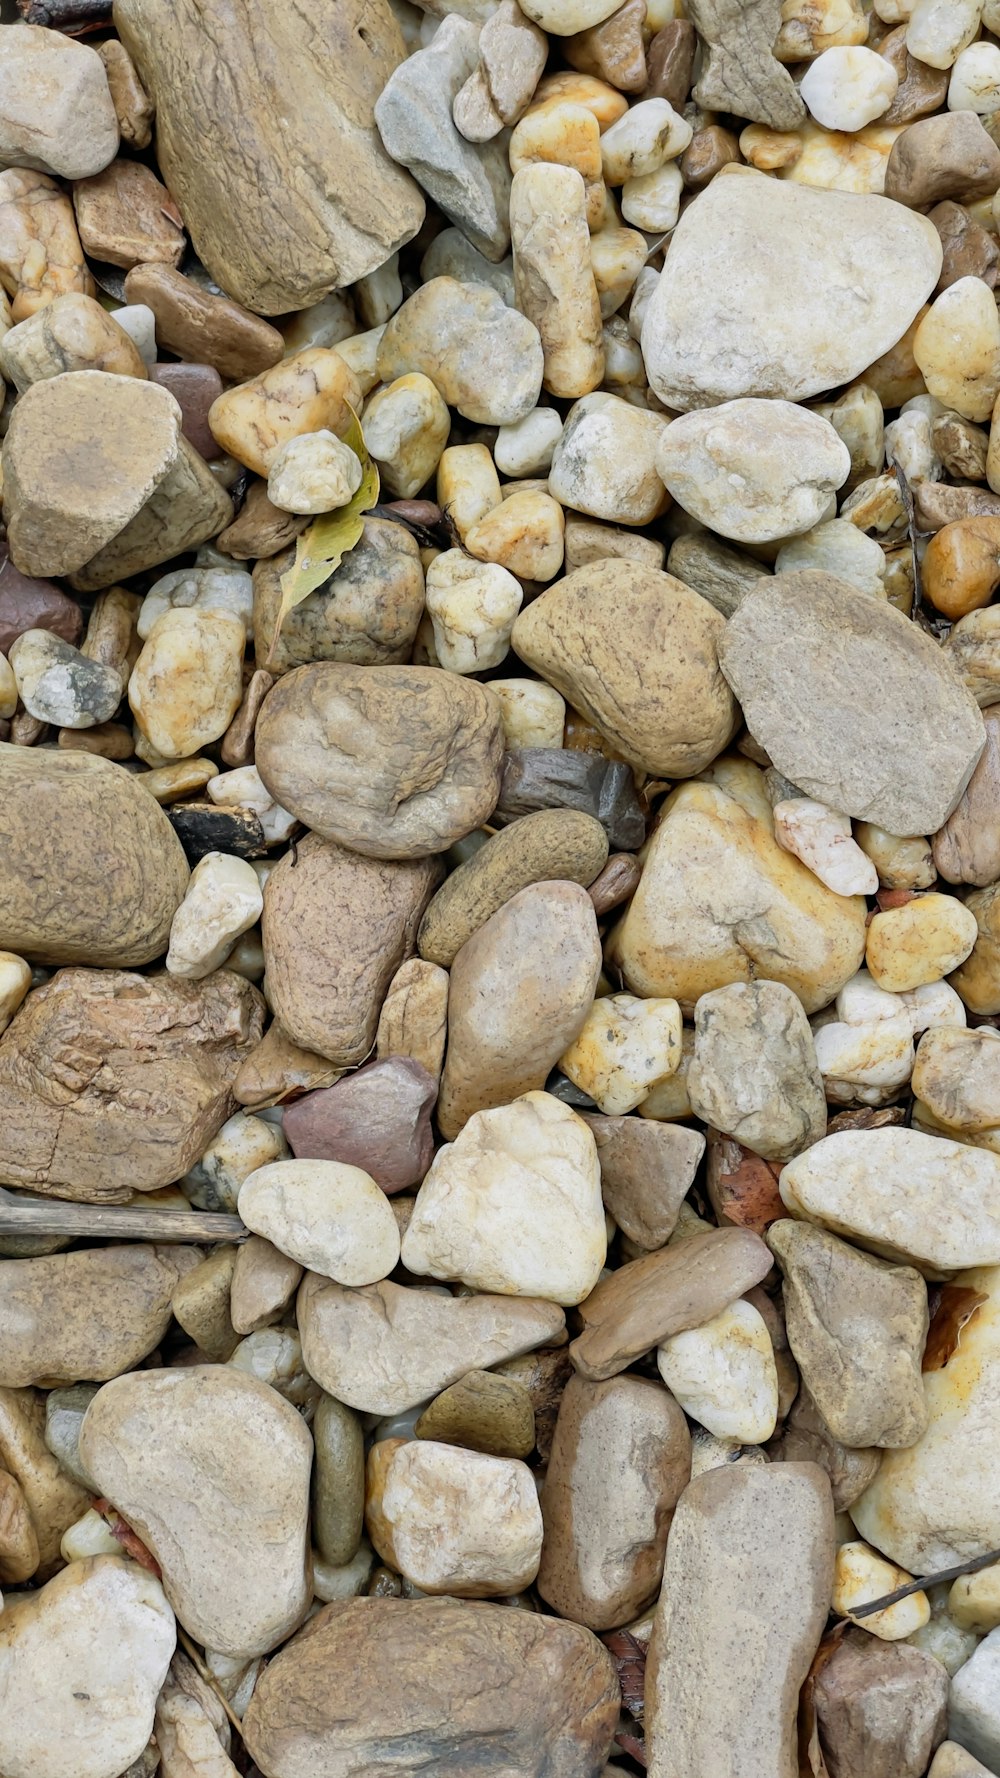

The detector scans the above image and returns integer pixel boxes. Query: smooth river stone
[687,979,826,1164]
[655,399,851,544]
[779,1126,1000,1275]
[645,1463,834,1778]
[283,1057,436,1193]
[581,1115,705,1249]
[366,1439,543,1597]
[640,172,941,410]
[79,1366,312,1659]
[0,1245,199,1388]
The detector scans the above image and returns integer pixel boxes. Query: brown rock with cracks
[97,39,154,149]
[124,263,284,383]
[811,1628,948,1778]
[570,1226,773,1380]
[234,1021,343,1110]
[497,1346,572,1464]
[579,1114,705,1249]
[0,168,95,323]
[681,125,741,189]
[538,1372,691,1631]
[768,1383,880,1511]
[685,0,805,130]
[283,1057,438,1193]
[0,1387,89,1576]
[879,27,948,127]
[933,708,1000,886]
[112,0,425,314]
[414,1371,536,1458]
[217,480,306,563]
[885,112,1000,209]
[72,160,184,269]
[930,201,1000,295]
[252,520,425,674]
[262,833,440,1066]
[0,1244,200,1387]
[0,966,263,1203]
[242,1596,620,1778]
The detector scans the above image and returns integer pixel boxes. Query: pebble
[0,24,119,182]
[583,1114,704,1248]
[254,518,424,673]
[375,956,449,1080]
[801,46,899,131]
[425,549,523,673]
[378,277,542,425]
[495,745,645,848]
[834,1541,930,1639]
[208,347,359,478]
[284,1057,436,1192]
[230,1235,302,1336]
[73,159,183,271]
[0,293,146,392]
[124,263,283,382]
[165,850,263,978]
[686,980,827,1163]
[182,1111,287,1214]
[453,0,548,139]
[950,1564,1000,1634]
[866,892,979,990]
[811,1630,948,1778]
[655,399,850,542]
[0,168,95,323]
[129,608,244,761]
[656,1299,779,1443]
[0,1244,198,1388]
[886,110,1000,208]
[949,41,1000,111]
[914,276,1000,421]
[558,992,682,1114]
[547,393,669,526]
[414,1370,535,1457]
[8,628,122,729]
[266,429,363,515]
[239,1157,399,1283]
[907,0,984,70]
[96,39,153,150]
[930,1747,997,1778]
[774,797,880,895]
[366,1438,543,1595]
[510,165,603,400]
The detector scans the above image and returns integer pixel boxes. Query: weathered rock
[656,1298,779,1443]
[377,277,542,424]
[769,1383,881,1510]
[933,710,1000,887]
[239,1158,399,1285]
[0,293,146,392]
[123,263,283,382]
[687,980,826,1164]
[0,1556,175,1778]
[415,1371,535,1458]
[866,894,978,995]
[0,1245,199,1388]
[769,1220,928,1449]
[376,957,449,1081]
[0,966,262,1202]
[0,546,81,654]
[255,664,503,859]
[73,158,183,270]
[154,1651,239,1778]
[560,994,682,1116]
[70,438,233,596]
[113,0,423,312]
[510,163,604,400]
[0,24,119,180]
[949,1630,1000,1773]
[242,1597,619,1778]
[80,1366,312,1658]
[812,1629,949,1778]
[437,882,601,1138]
[886,111,1000,209]
[234,1021,342,1110]
[366,1438,543,1595]
[641,173,941,409]
[913,1026,1000,1135]
[297,1274,565,1415]
[656,400,849,544]
[253,520,425,675]
[230,1236,302,1337]
[0,167,95,323]
[171,1245,238,1361]
[685,0,804,128]
[284,1058,436,1193]
[207,348,359,478]
[580,1115,704,1249]
[262,834,439,1064]
[645,1464,834,1778]
[570,1225,773,1380]
[546,393,670,526]
[494,747,645,850]
[719,572,985,836]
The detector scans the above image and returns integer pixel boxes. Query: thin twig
[177,1627,246,1735]
[844,1546,1000,1620]
[0,1191,247,1244]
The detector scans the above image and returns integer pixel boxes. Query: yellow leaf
[268,407,380,663]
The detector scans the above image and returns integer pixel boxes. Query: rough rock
[559,993,682,1116]
[231,1236,302,1338]
[493,747,645,850]
[414,1371,535,1458]
[72,159,183,270]
[812,1629,949,1778]
[0,294,147,391]
[546,393,670,526]
[686,0,804,128]
[580,1115,705,1249]
[283,1058,437,1193]
[252,520,425,675]
[70,438,233,596]
[0,1245,199,1388]
[769,1383,881,1510]
[885,111,1000,208]
[912,1026,1000,1134]
[0,545,81,653]
[656,399,850,544]
[718,572,986,836]
[153,1652,239,1778]
[366,1438,543,1595]
[686,980,826,1164]
[377,277,542,424]
[375,957,449,1081]
[0,24,119,180]
[933,710,1000,887]
[238,1158,400,1285]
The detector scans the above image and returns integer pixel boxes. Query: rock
[538,1372,690,1629]
[0,1245,199,1388]
[238,1158,399,1285]
[769,1220,928,1448]
[656,1299,779,1443]
[656,400,850,544]
[0,547,80,654]
[512,561,736,778]
[283,1059,436,1194]
[123,263,283,381]
[0,24,118,180]
[376,957,449,1081]
[581,1115,704,1248]
[219,483,305,566]
[866,894,978,992]
[608,759,866,1014]
[559,993,681,1115]
[418,809,608,968]
[949,1630,1000,1771]
[886,111,1000,207]
[377,277,541,424]
[719,572,985,836]
[80,1366,312,1658]
[414,1371,535,1458]
[114,0,421,311]
[924,516,1000,624]
[0,1385,89,1572]
[773,796,880,896]
[243,1596,618,1778]
[312,1393,364,1569]
[686,980,826,1164]
[436,884,601,1138]
[833,1541,929,1640]
[207,349,359,479]
[646,1464,834,1778]
[183,1112,288,1215]
[781,1127,1000,1274]
[930,1745,997,1777]
[801,45,898,130]
[641,173,941,409]
[645,19,696,106]
[362,374,451,502]
[253,518,424,675]
[0,1556,174,1778]
[231,1236,301,1338]
[266,430,362,515]
[297,1273,565,1415]
[0,966,262,1202]
[950,1564,1000,1635]
[8,629,121,731]
[262,834,438,1064]
[913,1026,1000,1134]
[685,0,804,128]
[72,159,182,271]
[770,1382,881,1510]
[255,664,503,859]
[424,550,523,674]
[881,24,948,124]
[666,533,771,619]
[128,609,244,762]
[69,443,233,598]
[454,0,548,137]
[366,1438,543,1595]
[0,168,94,323]
[510,164,604,400]
[914,278,1000,423]
[0,747,188,967]
[154,1652,239,1778]
[0,294,146,392]
[930,200,1000,295]
[546,392,669,526]
[163,852,261,980]
[2,371,183,580]
[816,1637,949,1776]
[570,1225,773,1380]
[97,38,152,147]
[171,1245,238,1361]
[137,566,252,643]
[494,747,645,850]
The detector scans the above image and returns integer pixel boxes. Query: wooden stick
[177,1628,247,1735]
[0,1190,247,1244]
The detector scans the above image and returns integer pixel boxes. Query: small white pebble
[773,798,879,896]
[800,46,898,132]
[267,429,363,515]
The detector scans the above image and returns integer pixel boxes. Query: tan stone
[453,0,548,138]
[366,1438,543,1596]
[686,0,804,128]
[73,159,183,269]
[0,1244,200,1387]
[510,164,603,401]
[234,1021,343,1110]
[911,1025,1000,1135]
[0,1469,38,1584]
[124,263,283,382]
[375,957,449,1081]
[464,491,565,582]
[230,1236,302,1337]
[208,348,360,477]
[0,1387,89,1574]
[0,293,145,392]
[97,39,153,148]
[218,480,305,562]
[129,609,244,762]
[914,278,1000,423]
[886,111,1000,209]
[415,1371,535,1458]
[0,23,118,179]
[547,393,669,524]
[69,437,233,595]
[0,168,95,323]
[253,519,424,675]
[866,893,978,992]
[933,709,1000,885]
[581,1115,704,1249]
[377,278,543,427]
[809,1624,948,1778]
[687,980,826,1164]
[171,1246,238,1360]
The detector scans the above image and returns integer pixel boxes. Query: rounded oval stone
[255,664,505,859]
[312,1393,365,1569]
[655,399,851,543]
[0,745,189,966]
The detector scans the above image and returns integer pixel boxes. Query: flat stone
[538,1372,690,1630]
[436,882,601,1139]
[0,966,262,1203]
[686,0,803,127]
[69,438,233,596]
[115,0,423,313]
[375,20,511,263]
[297,1274,565,1416]
[124,263,283,382]
[0,24,118,180]
[366,1439,543,1596]
[666,533,771,619]
[579,1115,705,1248]
[494,747,645,850]
[687,980,826,1164]
[415,1371,535,1458]
[0,1556,174,1778]
[655,399,850,543]
[284,1058,436,1193]
[812,1629,948,1778]
[719,571,986,836]
[97,39,153,148]
[73,159,183,269]
[646,1464,834,1778]
[253,518,424,674]
[570,1225,773,1380]
[378,277,541,425]
[769,1220,928,1449]
[242,1597,618,1778]
[0,1245,199,1388]
[641,172,941,409]
[80,1366,312,1658]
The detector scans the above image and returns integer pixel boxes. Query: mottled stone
[687,980,826,1164]
[0,1244,199,1388]
[415,1371,535,1458]
[377,277,542,424]
[0,24,118,180]
[811,1629,949,1778]
[580,1115,704,1249]
[284,1058,436,1194]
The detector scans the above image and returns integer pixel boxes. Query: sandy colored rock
[154,1651,240,1778]
[231,1236,302,1337]
[570,1225,773,1380]
[641,173,940,410]
[123,263,283,382]
[0,168,95,323]
[510,164,604,400]
[437,881,601,1138]
[0,1469,38,1584]
[262,833,439,1064]
[923,516,1000,623]
[378,277,542,426]
[769,1382,880,1510]
[866,894,978,993]
[811,1628,948,1778]
[580,1115,705,1249]
[239,1158,399,1286]
[687,980,826,1164]
[375,957,449,1081]
[234,1021,343,1110]
[366,1438,543,1596]
[243,1596,618,1778]
[655,1297,778,1443]
[833,1540,929,1641]
[929,1744,997,1777]
[657,400,849,545]
[311,1393,364,1569]
[719,572,985,836]
[97,39,153,148]
[70,435,232,596]
[0,24,118,181]
[885,111,1000,208]
[913,1026,1000,1134]
[560,994,681,1116]
[297,1273,565,1416]
[0,966,262,1203]
[683,0,803,128]
[546,393,669,526]
[0,293,146,392]
[415,1371,535,1458]
[207,348,359,479]
[253,518,424,675]
[72,159,183,270]
[0,1244,200,1388]
[80,1365,312,1659]
[455,0,548,137]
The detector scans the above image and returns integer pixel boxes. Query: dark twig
[16,0,111,29]
[843,1546,1000,1620]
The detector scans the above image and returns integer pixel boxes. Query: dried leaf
[923,1284,987,1372]
[93,1497,162,1575]
[268,407,379,664]
[603,1630,647,1721]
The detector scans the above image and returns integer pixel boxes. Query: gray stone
[666,533,771,619]
[44,1385,99,1490]
[312,1393,364,1569]
[949,1630,1000,1775]
[687,980,826,1164]
[377,276,542,425]
[686,0,804,128]
[579,1114,705,1250]
[8,628,122,728]
[252,518,424,674]
[494,748,645,851]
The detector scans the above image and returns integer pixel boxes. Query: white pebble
[621,162,683,232]
[600,99,692,185]
[425,549,523,674]
[363,373,451,500]
[899,979,968,1034]
[238,1159,401,1286]
[949,40,1000,110]
[166,851,263,980]
[0,952,31,1035]
[656,1299,779,1444]
[833,1542,930,1640]
[800,46,898,131]
[836,968,907,1026]
[267,429,363,514]
[137,566,254,640]
[494,408,563,477]
[111,303,156,367]
[772,798,879,895]
[813,1014,915,1090]
[906,0,984,70]
[488,677,566,748]
[558,993,682,1115]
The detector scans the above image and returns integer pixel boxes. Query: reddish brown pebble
[705,1130,785,1237]
[565,0,648,95]
[152,363,224,460]
[0,546,82,653]
[587,852,641,915]
[283,1056,438,1193]
[644,19,696,108]
[680,126,741,190]
[221,667,274,768]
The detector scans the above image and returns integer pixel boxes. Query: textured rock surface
[580,1115,705,1249]
[0,1245,199,1388]
[283,1058,437,1192]
[811,1630,949,1778]
[686,980,826,1164]
[366,1438,543,1596]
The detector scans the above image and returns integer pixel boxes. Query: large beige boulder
[0,1245,200,1388]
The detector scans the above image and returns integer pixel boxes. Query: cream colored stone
[377,279,543,426]
[801,46,898,131]
[773,798,879,895]
[589,227,648,320]
[494,409,563,477]
[866,894,978,992]
[775,520,886,598]
[510,164,603,401]
[266,429,363,515]
[885,406,941,486]
[332,325,385,397]
[208,348,361,477]
[656,1299,779,1443]
[0,294,146,391]
[655,399,850,543]
[355,256,401,330]
[855,822,936,888]
[620,163,682,232]
[0,653,15,721]
[128,608,245,760]
[600,99,691,186]
[206,765,296,844]
[517,0,620,40]
[774,0,868,59]
[137,567,253,641]
[0,24,119,181]
[780,1126,1000,1272]
[59,1508,121,1564]
[375,956,449,1082]
[362,374,450,500]
[914,279,1000,423]
[949,42,1000,112]
[424,549,523,673]
[166,852,263,980]
[154,1652,240,1778]
[228,1327,318,1410]
[437,443,502,543]
[559,994,682,1115]
[814,1012,915,1096]
[238,1158,400,1285]
[0,952,31,1037]
[779,121,903,197]
[183,1111,288,1214]
[906,0,983,70]
[489,677,566,748]
[950,1563,1000,1632]
[464,490,565,580]
[402,1090,605,1306]
[453,0,547,140]
[548,392,669,525]
[366,1439,543,1596]
[902,979,967,1034]
[687,978,827,1162]
[0,1557,174,1778]
[833,1542,929,1638]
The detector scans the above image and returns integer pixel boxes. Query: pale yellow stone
[238,1159,400,1286]
[739,124,804,171]
[0,951,31,1036]
[600,100,691,186]
[362,373,450,501]
[425,549,523,673]
[453,0,547,141]
[464,489,565,581]
[510,163,603,402]
[332,326,385,398]
[589,228,648,320]
[495,409,563,478]
[166,851,263,980]
[208,347,361,477]
[184,1111,289,1215]
[866,893,979,992]
[833,1541,929,1638]
[139,758,217,804]
[437,443,502,543]
[489,677,566,748]
[128,608,245,761]
[950,1562,1000,1633]
[779,119,905,194]
[518,0,622,34]
[914,278,1000,423]
[775,520,886,598]
[949,42,1000,113]
[375,956,449,1081]
[559,993,682,1115]
[59,1508,122,1564]
[813,1013,915,1094]
[854,822,935,889]
[621,163,682,233]
[656,1299,778,1443]
[266,429,363,515]
[0,651,15,720]
[800,46,898,132]
[367,1439,543,1596]
[509,100,604,228]
[815,383,885,484]
[638,1026,694,1120]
